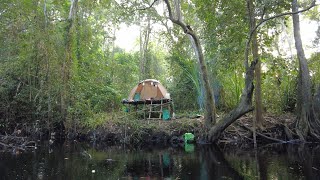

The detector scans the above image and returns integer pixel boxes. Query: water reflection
[0,142,320,180]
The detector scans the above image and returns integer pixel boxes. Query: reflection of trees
[32,142,129,180]
[200,145,244,179]
[287,144,320,179]
[3,143,320,179]
[223,144,320,179]
[124,149,174,178]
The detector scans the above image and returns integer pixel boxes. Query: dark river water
[1,142,320,180]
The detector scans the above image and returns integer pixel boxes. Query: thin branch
[137,0,159,11]
[0,134,27,139]
[163,0,193,36]
[251,0,316,43]
[0,141,10,147]
[245,0,317,69]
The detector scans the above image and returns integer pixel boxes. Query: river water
[1,142,320,180]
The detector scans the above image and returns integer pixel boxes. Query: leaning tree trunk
[208,59,257,142]
[207,0,263,142]
[164,0,216,128]
[292,0,317,140]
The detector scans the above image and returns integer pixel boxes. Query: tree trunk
[191,32,216,127]
[139,19,144,80]
[249,0,263,129]
[164,0,216,128]
[139,15,151,80]
[61,0,78,120]
[208,59,256,142]
[292,0,314,140]
[247,0,263,147]
[292,0,320,140]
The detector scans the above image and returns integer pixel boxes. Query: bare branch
[163,0,191,35]
[251,0,316,43]
[0,141,10,147]
[245,0,317,70]
[137,0,159,11]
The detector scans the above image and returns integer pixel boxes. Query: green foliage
[217,66,245,110]
[0,0,319,133]
[261,54,298,113]
[167,39,201,111]
[309,52,320,90]
[0,0,130,130]
[112,50,140,97]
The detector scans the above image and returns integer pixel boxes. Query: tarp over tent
[127,79,170,101]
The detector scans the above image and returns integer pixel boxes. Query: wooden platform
[122,99,171,105]
[122,99,172,120]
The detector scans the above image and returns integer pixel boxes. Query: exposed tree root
[217,113,310,146]
[0,134,37,153]
[238,123,286,143]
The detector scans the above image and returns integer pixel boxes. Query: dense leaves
[0,0,319,133]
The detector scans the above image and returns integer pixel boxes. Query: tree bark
[247,0,263,147]
[208,59,257,142]
[164,0,216,127]
[139,15,151,80]
[292,0,315,140]
[249,0,263,130]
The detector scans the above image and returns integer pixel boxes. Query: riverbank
[71,112,300,147]
[0,112,306,153]
[76,116,205,146]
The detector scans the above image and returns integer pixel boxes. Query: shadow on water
[222,143,320,180]
[199,145,244,180]
[286,144,320,179]
[1,141,320,179]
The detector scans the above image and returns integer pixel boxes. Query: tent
[127,79,170,101]
[123,79,173,120]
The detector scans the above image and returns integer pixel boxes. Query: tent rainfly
[122,79,173,120]
[122,79,171,104]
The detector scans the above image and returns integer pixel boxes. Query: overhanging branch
[251,0,316,43]
[163,0,192,35]
[245,0,317,69]
[137,0,159,11]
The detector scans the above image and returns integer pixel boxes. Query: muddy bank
[1,113,315,153]
[66,113,304,147]
[68,118,204,146]
[219,113,311,148]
